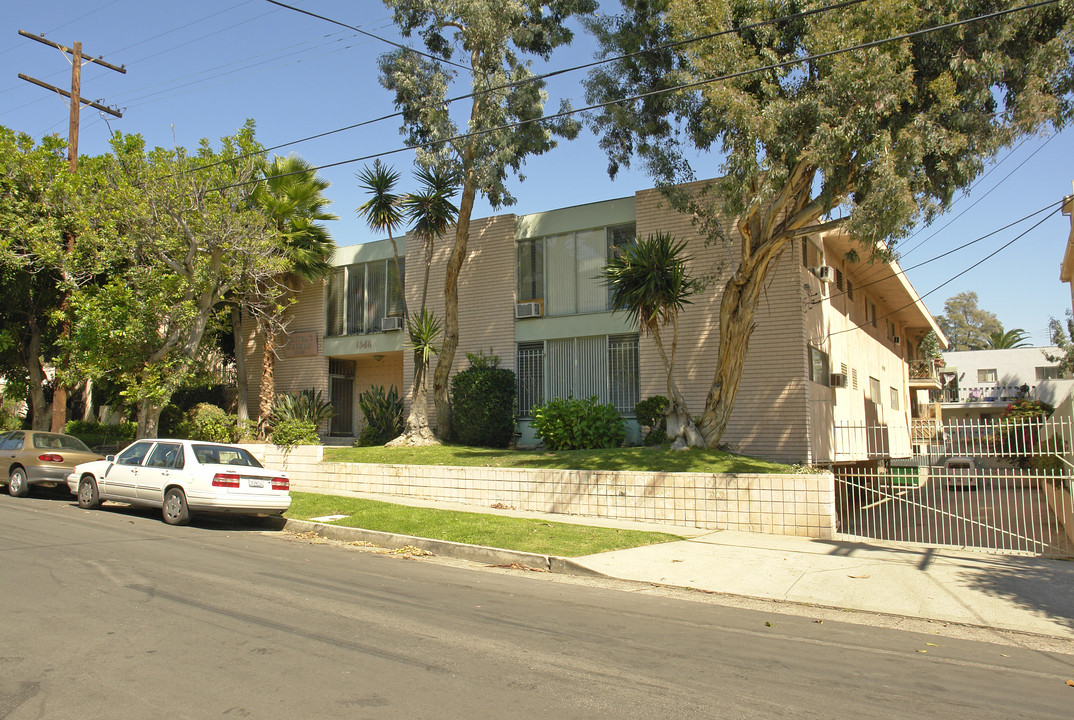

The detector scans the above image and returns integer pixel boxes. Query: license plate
[247,478,265,488]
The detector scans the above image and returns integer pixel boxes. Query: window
[1036,366,1060,380]
[869,376,881,403]
[147,443,184,470]
[890,387,900,411]
[802,238,822,268]
[517,224,636,317]
[978,368,998,383]
[517,342,545,417]
[809,346,830,385]
[517,335,640,417]
[326,260,405,337]
[0,432,24,451]
[865,298,877,327]
[117,442,152,466]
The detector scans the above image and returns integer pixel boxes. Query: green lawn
[285,492,684,557]
[322,444,794,474]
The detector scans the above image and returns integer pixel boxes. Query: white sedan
[67,439,291,525]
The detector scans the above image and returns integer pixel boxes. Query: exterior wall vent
[516,301,544,319]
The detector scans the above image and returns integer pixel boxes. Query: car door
[103,441,153,500]
[138,442,184,502]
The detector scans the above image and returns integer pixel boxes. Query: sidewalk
[288,489,1074,640]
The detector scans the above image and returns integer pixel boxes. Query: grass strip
[286,492,684,557]
[322,444,795,474]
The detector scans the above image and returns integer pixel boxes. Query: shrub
[0,399,22,431]
[451,352,516,447]
[273,389,334,427]
[994,399,1054,468]
[356,385,404,446]
[531,396,626,451]
[177,403,237,443]
[271,418,320,450]
[634,395,669,446]
[64,420,137,448]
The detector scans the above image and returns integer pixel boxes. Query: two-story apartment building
[939,347,1064,421]
[240,182,944,464]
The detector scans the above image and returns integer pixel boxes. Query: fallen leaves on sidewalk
[1066,679,1074,687]
[386,545,433,557]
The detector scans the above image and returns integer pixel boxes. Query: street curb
[282,518,607,578]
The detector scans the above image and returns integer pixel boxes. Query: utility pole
[18,30,125,431]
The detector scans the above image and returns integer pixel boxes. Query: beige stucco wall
[634,187,811,463]
[402,215,519,429]
[241,280,330,418]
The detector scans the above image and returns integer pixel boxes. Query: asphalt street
[2,492,1073,719]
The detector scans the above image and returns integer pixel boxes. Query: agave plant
[357,385,405,446]
[272,389,335,427]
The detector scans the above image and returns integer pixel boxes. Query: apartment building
[241,182,944,464]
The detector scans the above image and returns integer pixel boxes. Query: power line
[212,0,1061,192]
[189,0,872,175]
[825,210,1058,341]
[263,0,471,72]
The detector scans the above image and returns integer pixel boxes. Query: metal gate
[830,418,1074,557]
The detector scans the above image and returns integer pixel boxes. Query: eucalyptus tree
[586,0,1074,446]
[604,232,703,448]
[251,155,338,437]
[377,0,598,439]
[69,123,287,438]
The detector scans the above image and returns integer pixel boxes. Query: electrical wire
[211,0,1061,192]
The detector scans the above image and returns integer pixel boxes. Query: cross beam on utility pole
[17,30,126,171]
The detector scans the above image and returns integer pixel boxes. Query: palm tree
[356,160,406,318]
[604,231,703,449]
[987,328,1031,349]
[252,155,338,437]
[381,166,458,446]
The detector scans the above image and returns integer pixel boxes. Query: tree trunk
[258,322,276,439]
[232,306,249,424]
[135,399,162,439]
[697,239,790,447]
[652,321,704,449]
[22,317,51,431]
[50,385,67,433]
[432,174,477,441]
[388,355,439,447]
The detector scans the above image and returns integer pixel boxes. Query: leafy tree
[68,124,287,437]
[378,0,598,440]
[585,0,1073,447]
[251,155,338,437]
[0,127,112,428]
[1046,311,1074,375]
[986,327,1030,349]
[604,231,703,448]
[936,292,1005,351]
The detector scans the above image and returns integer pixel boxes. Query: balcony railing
[941,384,1033,404]
[908,359,941,383]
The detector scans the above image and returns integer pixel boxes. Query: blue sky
[2,0,1071,345]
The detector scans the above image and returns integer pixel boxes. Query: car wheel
[8,467,29,497]
[77,476,100,509]
[162,488,190,526]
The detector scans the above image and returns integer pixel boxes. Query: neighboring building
[938,347,1064,421]
[1059,184,1074,316]
[242,181,945,465]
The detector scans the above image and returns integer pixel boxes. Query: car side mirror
[105,455,115,462]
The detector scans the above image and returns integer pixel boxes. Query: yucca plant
[357,385,405,446]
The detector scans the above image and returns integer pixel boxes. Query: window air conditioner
[381,316,404,332]
[812,265,835,283]
[516,301,543,319]
[829,372,848,388]
[892,335,902,346]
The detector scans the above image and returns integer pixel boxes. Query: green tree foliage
[937,292,1004,351]
[451,352,517,448]
[531,396,626,450]
[585,0,1073,447]
[68,123,288,438]
[1046,311,1074,375]
[986,327,1031,349]
[377,0,598,440]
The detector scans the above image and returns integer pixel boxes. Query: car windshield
[192,444,264,468]
[32,433,92,452]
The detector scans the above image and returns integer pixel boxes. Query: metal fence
[828,417,1074,557]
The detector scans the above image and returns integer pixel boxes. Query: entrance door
[329,375,354,436]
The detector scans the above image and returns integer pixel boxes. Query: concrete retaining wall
[238,444,837,539]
